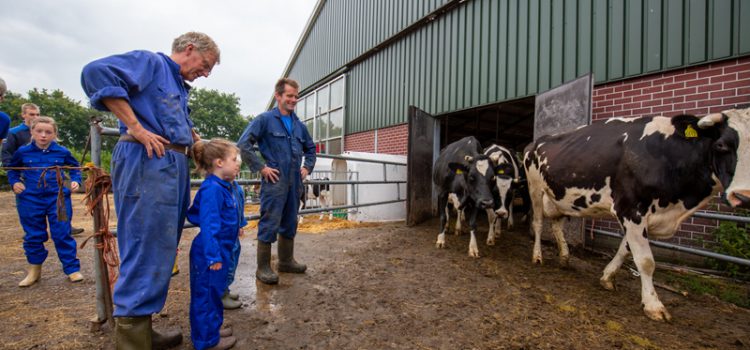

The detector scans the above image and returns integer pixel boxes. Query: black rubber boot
[278,236,307,273]
[115,316,151,350]
[256,242,278,284]
[151,324,182,350]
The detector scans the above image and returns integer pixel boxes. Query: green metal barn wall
[287,0,750,134]
[287,0,451,90]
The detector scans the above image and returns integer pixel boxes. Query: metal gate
[406,106,439,226]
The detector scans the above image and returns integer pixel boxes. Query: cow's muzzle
[495,207,509,219]
[728,191,750,208]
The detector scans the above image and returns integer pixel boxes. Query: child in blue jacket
[186,139,242,350]
[222,170,247,310]
[7,116,83,287]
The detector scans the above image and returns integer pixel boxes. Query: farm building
[277,0,750,250]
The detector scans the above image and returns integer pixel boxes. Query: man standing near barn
[237,78,316,285]
[81,32,219,349]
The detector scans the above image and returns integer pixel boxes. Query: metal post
[88,122,111,330]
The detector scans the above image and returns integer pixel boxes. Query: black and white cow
[483,144,523,245]
[433,136,495,257]
[523,108,750,321]
[299,178,332,223]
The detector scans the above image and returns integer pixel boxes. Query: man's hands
[210,262,222,271]
[12,183,25,194]
[261,166,280,183]
[301,167,309,181]
[130,125,170,159]
[71,182,80,191]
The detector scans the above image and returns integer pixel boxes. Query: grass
[664,272,750,308]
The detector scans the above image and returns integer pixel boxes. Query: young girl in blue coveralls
[7,116,83,287]
[186,139,243,350]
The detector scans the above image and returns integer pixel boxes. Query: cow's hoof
[469,250,480,258]
[559,255,570,267]
[644,305,672,322]
[532,256,543,265]
[486,238,495,246]
[599,278,615,291]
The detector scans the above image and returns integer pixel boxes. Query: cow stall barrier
[88,118,406,327]
[590,211,750,268]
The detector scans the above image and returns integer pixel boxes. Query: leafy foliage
[706,222,750,278]
[188,88,251,141]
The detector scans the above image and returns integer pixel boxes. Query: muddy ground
[1,190,749,349]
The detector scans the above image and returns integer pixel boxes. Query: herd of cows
[431,106,750,321]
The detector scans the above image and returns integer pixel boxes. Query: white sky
[0,0,317,116]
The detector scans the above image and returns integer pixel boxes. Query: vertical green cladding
[288,0,450,91]
[289,0,749,134]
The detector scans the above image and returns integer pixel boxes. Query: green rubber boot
[115,316,151,350]
[278,236,307,273]
[256,242,278,284]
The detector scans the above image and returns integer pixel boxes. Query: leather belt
[118,134,190,156]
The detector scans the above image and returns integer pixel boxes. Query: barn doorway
[406,74,595,226]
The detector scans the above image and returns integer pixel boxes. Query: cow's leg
[599,237,630,291]
[622,219,671,322]
[530,191,545,264]
[436,192,448,249]
[327,193,333,220]
[486,208,497,246]
[550,217,570,267]
[507,201,514,229]
[298,200,304,224]
[468,207,480,258]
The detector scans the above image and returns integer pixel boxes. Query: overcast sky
[0,0,317,116]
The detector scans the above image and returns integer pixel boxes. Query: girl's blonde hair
[31,116,58,133]
[190,138,239,175]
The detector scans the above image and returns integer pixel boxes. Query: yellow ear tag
[685,124,698,138]
[497,169,505,175]
[455,169,463,174]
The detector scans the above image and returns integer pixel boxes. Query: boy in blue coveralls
[81,32,220,349]
[186,139,241,350]
[7,116,83,287]
[237,78,316,285]
[222,166,247,310]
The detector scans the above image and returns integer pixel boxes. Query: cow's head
[448,154,495,210]
[492,161,517,218]
[698,107,750,208]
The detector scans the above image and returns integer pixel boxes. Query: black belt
[118,134,190,156]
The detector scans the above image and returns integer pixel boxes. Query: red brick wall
[589,56,750,249]
[592,56,750,121]
[344,123,408,155]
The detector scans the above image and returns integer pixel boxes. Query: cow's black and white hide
[483,144,523,246]
[298,177,331,224]
[522,108,750,321]
[433,136,495,257]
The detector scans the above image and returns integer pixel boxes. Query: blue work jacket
[237,107,316,178]
[187,175,242,266]
[81,50,194,146]
[7,141,82,194]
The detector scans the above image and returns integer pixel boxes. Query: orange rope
[80,167,119,294]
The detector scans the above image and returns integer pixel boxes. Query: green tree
[189,88,249,141]
[0,88,103,151]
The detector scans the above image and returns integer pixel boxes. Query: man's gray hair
[0,77,6,96]
[172,31,221,64]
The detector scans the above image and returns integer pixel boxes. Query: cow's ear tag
[497,169,505,175]
[685,124,698,138]
[455,169,463,174]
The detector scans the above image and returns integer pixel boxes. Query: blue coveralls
[81,50,193,317]
[225,181,247,293]
[186,175,241,350]
[237,107,316,243]
[7,141,81,274]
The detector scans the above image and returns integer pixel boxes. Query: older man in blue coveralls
[237,78,316,285]
[80,32,219,350]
